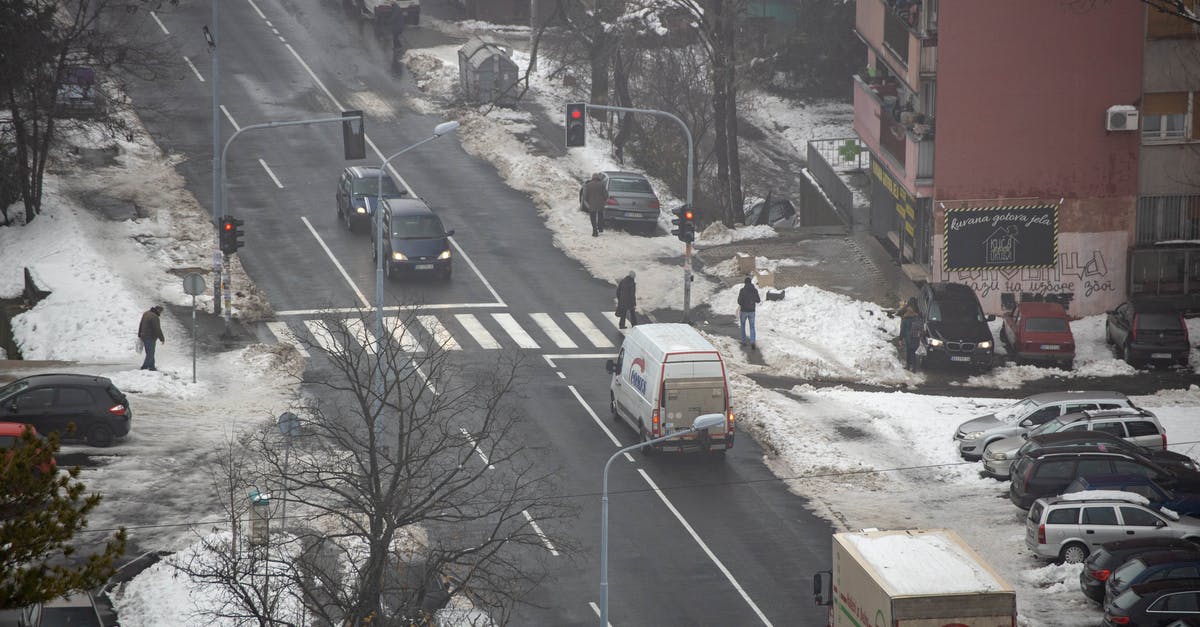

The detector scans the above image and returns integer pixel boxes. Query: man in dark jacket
[138,305,165,371]
[616,271,637,329]
[583,173,608,237]
[737,277,760,349]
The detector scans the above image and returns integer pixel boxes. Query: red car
[0,422,56,475]
[1000,302,1076,369]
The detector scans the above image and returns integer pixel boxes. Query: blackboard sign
[943,205,1058,271]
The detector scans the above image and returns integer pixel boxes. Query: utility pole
[204,4,221,317]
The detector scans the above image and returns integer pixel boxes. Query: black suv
[1105,300,1192,369]
[336,166,407,233]
[371,198,454,281]
[1009,446,1199,509]
[0,374,132,446]
[914,282,996,371]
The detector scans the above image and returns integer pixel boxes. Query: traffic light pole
[216,114,362,335]
[582,104,694,321]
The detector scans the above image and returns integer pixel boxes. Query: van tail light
[651,409,661,438]
[1089,568,1112,582]
[1038,524,1046,545]
[1183,316,1191,343]
[109,404,128,417]
[1131,315,1139,342]
[726,410,735,434]
[605,197,618,205]
[649,200,661,209]
[1163,432,1169,449]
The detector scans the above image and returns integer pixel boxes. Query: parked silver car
[954,391,1134,460]
[577,171,661,234]
[982,408,1165,478]
[1026,494,1200,563]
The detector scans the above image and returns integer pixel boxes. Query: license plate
[950,356,971,362]
[1040,344,1059,350]
[1152,352,1172,359]
[624,211,640,218]
[415,264,434,270]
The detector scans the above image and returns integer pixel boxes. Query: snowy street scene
[2,1,1200,626]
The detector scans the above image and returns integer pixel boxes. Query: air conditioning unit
[1106,105,1139,132]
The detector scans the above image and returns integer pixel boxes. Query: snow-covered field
[1,14,1198,627]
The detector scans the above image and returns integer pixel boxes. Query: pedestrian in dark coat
[583,173,608,237]
[898,297,920,370]
[616,271,637,328]
[138,305,165,371]
[390,4,406,49]
[737,277,760,349]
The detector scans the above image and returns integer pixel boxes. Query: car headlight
[392,252,406,261]
[987,450,1007,460]
[355,206,367,214]
[965,431,984,440]
[928,337,944,347]
[437,249,451,260]
[978,340,993,350]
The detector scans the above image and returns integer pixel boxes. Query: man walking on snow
[737,277,760,350]
[583,172,607,237]
[616,271,638,329]
[138,305,165,371]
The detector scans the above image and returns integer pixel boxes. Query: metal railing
[806,138,865,226]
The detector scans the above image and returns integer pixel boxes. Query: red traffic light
[570,109,583,120]
[223,222,234,231]
[683,210,694,220]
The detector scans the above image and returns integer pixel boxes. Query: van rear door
[661,378,727,446]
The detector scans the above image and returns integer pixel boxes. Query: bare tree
[176,306,575,626]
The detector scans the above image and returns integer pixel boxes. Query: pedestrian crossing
[271,311,626,356]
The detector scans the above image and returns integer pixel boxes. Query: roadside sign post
[277,411,300,528]
[182,273,206,383]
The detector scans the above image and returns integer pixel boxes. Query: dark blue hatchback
[371,198,454,281]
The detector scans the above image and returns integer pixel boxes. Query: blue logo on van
[629,357,647,396]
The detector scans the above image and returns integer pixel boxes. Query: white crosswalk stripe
[530,313,577,349]
[566,312,614,348]
[418,315,461,351]
[303,319,343,355]
[454,313,500,349]
[343,318,378,354]
[266,321,310,358]
[492,313,539,349]
[388,316,424,353]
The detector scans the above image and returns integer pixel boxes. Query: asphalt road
[121,1,832,625]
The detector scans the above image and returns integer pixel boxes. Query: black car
[371,198,454,281]
[1106,300,1192,369]
[1104,578,1200,626]
[0,374,131,447]
[913,282,996,371]
[336,166,407,233]
[1018,428,1198,477]
[1082,538,1200,604]
[1107,550,1200,607]
[1009,446,1197,509]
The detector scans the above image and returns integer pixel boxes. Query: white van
[605,324,734,455]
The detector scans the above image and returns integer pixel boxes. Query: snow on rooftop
[1058,490,1151,506]
[842,530,1011,596]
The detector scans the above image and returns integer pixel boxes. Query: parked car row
[336,166,454,281]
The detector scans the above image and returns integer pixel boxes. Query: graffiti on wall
[949,249,1115,313]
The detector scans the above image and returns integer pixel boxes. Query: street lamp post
[598,412,727,626]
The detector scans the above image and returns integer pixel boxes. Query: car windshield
[929,299,984,322]
[608,178,653,194]
[1026,317,1069,332]
[353,177,404,197]
[0,381,28,404]
[996,398,1039,422]
[391,215,445,239]
[1110,559,1148,588]
[1109,586,1142,610]
[1136,313,1182,331]
[1034,418,1073,435]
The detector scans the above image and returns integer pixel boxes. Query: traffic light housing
[219,216,245,255]
[671,205,696,243]
[565,102,586,147]
[342,110,365,160]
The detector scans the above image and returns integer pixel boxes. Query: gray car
[1026,494,1200,563]
[954,390,1134,460]
[982,408,1165,478]
[578,171,661,234]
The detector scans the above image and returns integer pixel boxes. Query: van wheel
[87,424,115,447]
[640,426,656,456]
[609,392,620,422]
[1059,542,1089,564]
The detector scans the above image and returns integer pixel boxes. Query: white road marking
[418,315,460,351]
[605,312,624,330]
[387,317,423,353]
[265,19,273,27]
[265,321,309,358]
[183,56,204,82]
[454,314,500,349]
[636,469,773,626]
[150,11,170,34]
[300,216,370,308]
[459,428,494,469]
[258,158,283,188]
[531,313,576,349]
[302,320,342,355]
[522,509,559,556]
[274,303,504,317]
[588,602,613,626]
[245,0,268,20]
[492,313,538,349]
[343,318,376,354]
[567,312,614,348]
[220,105,240,131]
[448,237,505,306]
[567,385,621,448]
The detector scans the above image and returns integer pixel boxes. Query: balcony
[853,74,936,191]
[857,0,938,92]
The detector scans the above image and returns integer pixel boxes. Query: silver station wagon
[955,391,1135,460]
[1026,494,1200,564]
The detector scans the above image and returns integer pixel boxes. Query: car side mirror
[1157,519,1167,528]
[605,359,617,374]
[1019,419,1032,428]
[445,229,455,237]
[986,314,996,322]
[813,570,832,606]
[1021,432,1029,440]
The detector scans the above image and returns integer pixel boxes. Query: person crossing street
[616,271,638,329]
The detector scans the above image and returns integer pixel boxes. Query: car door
[5,388,57,435]
[1030,459,1077,498]
[1126,420,1166,450]
[1079,504,1122,549]
[54,386,95,438]
[1022,405,1065,429]
[1119,505,1172,540]
[611,347,628,422]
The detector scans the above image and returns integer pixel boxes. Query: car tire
[1062,359,1074,371]
[640,425,656,456]
[1059,542,1089,564]
[610,392,620,422]
[87,423,115,447]
[1124,343,1137,368]
[440,268,452,282]
[385,258,395,281]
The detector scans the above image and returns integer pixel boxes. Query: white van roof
[627,323,720,363]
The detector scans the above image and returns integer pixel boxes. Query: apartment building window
[1142,92,1194,142]
[1136,195,1200,244]
[1147,0,1200,38]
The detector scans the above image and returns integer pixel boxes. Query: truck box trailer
[815,529,1017,627]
